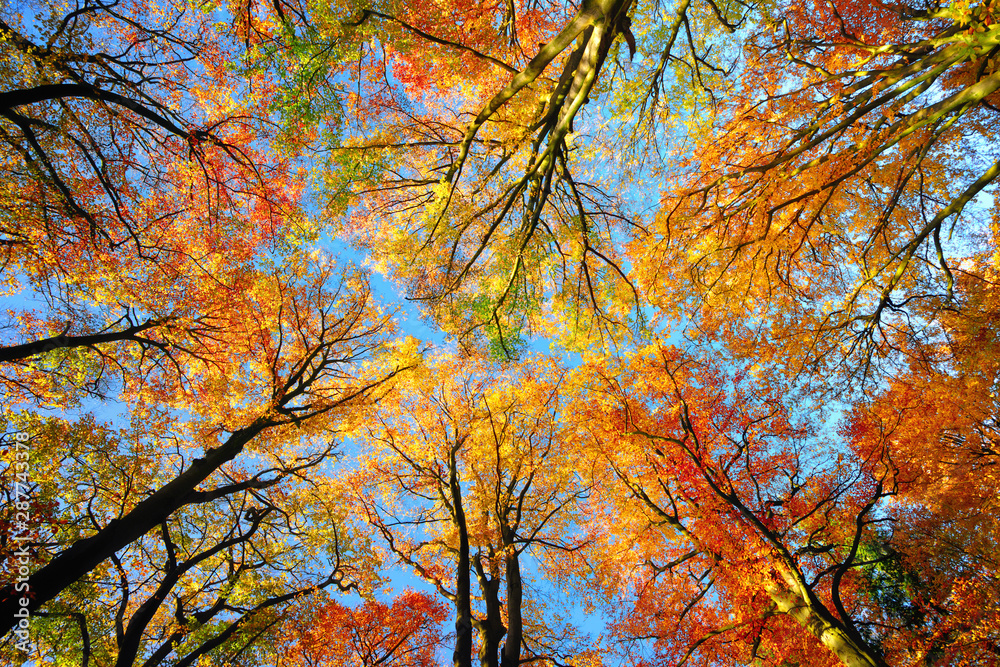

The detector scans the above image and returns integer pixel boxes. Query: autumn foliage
[281,591,449,667]
[3,0,1000,665]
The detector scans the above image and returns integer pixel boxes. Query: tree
[1,411,367,667]
[570,346,898,667]
[350,354,594,667]
[272,0,750,355]
[279,590,449,667]
[0,255,413,659]
[254,0,1000,373]
[0,0,297,254]
[0,0,310,405]
[0,1,417,663]
[631,0,1000,382]
[843,258,1000,663]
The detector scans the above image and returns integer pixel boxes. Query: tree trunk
[472,554,505,667]
[449,443,474,667]
[763,576,886,667]
[501,541,523,667]
[0,419,269,634]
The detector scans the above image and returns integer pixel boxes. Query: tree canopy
[2,0,999,665]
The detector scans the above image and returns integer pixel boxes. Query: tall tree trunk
[449,441,474,667]
[501,539,523,667]
[473,553,506,667]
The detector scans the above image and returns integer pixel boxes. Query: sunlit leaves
[631,0,1000,385]
[281,590,448,667]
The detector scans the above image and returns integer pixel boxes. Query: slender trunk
[449,444,473,667]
